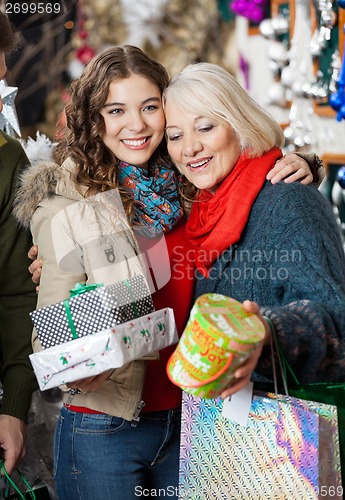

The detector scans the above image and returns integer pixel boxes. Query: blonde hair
[163,62,284,157]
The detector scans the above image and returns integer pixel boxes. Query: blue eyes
[108,104,159,115]
[144,105,158,111]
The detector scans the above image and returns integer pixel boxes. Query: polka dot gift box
[30,275,154,349]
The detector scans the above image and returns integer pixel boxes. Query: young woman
[16,46,321,499]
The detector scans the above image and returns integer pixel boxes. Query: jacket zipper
[65,388,82,408]
[131,399,145,427]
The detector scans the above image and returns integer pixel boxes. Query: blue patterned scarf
[117,159,183,237]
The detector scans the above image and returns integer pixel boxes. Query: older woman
[163,62,345,394]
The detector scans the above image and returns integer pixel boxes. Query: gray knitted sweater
[194,180,345,384]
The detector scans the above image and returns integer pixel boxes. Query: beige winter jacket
[14,157,156,421]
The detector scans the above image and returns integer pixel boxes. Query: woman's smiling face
[100,74,166,170]
[165,99,242,193]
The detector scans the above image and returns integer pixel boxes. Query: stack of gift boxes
[29,275,177,390]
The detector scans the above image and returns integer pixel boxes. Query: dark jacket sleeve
[259,184,345,384]
[0,134,38,422]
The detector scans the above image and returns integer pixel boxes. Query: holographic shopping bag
[179,391,342,500]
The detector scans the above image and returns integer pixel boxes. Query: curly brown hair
[53,45,170,219]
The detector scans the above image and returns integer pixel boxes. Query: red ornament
[75,45,96,65]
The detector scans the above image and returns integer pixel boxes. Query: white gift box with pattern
[29,307,178,391]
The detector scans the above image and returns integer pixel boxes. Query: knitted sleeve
[258,183,345,384]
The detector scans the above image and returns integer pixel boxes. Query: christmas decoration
[0,80,21,137]
[67,1,96,80]
[310,0,335,57]
[329,39,345,121]
[75,0,230,77]
[20,132,56,164]
[259,13,290,107]
[120,0,169,48]
[282,0,315,149]
[329,50,342,93]
[336,165,345,188]
[230,0,270,24]
[259,14,289,39]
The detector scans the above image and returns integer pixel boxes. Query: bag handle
[0,460,36,500]
[264,316,290,396]
[175,352,234,389]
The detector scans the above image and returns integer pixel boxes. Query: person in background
[163,61,345,395]
[19,46,321,499]
[0,11,38,475]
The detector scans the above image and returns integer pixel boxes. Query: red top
[141,219,195,412]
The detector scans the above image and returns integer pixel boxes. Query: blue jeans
[54,406,181,500]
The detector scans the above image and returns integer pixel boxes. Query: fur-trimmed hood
[14,158,86,229]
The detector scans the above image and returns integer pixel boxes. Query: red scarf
[185,147,282,277]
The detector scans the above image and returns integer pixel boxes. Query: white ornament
[120,0,169,48]
[281,66,294,88]
[284,0,315,148]
[20,132,56,164]
[68,59,86,80]
[0,80,21,137]
[268,82,287,107]
[267,41,289,65]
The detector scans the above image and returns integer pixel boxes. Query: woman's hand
[28,244,42,292]
[67,370,113,392]
[220,300,270,400]
[267,153,313,185]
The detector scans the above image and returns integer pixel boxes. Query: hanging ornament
[310,0,335,57]
[336,166,345,188]
[120,0,169,48]
[283,0,315,149]
[268,81,288,107]
[329,50,342,93]
[266,41,289,106]
[230,0,270,24]
[0,80,21,137]
[329,38,345,121]
[302,70,329,100]
[259,13,290,108]
[74,25,95,65]
[267,40,289,67]
[259,15,289,39]
[67,1,96,80]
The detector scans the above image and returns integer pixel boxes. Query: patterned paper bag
[179,392,342,499]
